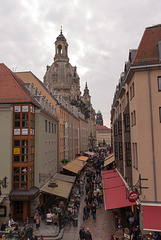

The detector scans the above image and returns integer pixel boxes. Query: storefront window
[14,155,20,162]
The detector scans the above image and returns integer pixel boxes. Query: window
[45,120,47,132]
[133,111,136,125]
[114,124,117,136]
[124,114,130,131]
[133,142,138,169]
[54,124,56,134]
[158,77,161,91]
[14,140,20,147]
[131,111,136,126]
[114,143,118,157]
[118,121,122,135]
[119,142,123,160]
[125,142,131,166]
[135,143,138,169]
[130,82,135,100]
[159,107,161,122]
[131,112,133,126]
[49,121,51,133]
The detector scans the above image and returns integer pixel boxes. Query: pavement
[26,177,116,240]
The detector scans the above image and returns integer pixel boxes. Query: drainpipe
[148,69,157,201]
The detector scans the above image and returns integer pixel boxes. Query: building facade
[0,64,58,222]
[111,24,161,232]
[96,125,111,146]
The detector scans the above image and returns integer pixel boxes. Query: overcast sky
[0,0,161,127]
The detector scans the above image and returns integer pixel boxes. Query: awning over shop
[143,205,161,231]
[84,151,95,156]
[41,179,73,199]
[54,173,76,183]
[9,187,39,201]
[104,154,115,167]
[63,159,86,174]
[102,170,136,210]
[77,156,88,162]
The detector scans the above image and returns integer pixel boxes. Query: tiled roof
[132,24,161,66]
[96,125,111,132]
[0,63,39,106]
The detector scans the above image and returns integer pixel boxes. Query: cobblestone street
[62,192,115,240]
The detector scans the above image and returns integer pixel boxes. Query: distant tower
[96,110,103,126]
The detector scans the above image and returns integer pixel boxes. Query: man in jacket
[85,228,92,240]
[79,227,85,240]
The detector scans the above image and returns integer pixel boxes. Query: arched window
[57,45,62,55]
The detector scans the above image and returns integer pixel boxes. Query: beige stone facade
[111,24,161,232]
[44,30,96,149]
[96,125,111,146]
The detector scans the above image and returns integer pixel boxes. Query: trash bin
[73,217,78,227]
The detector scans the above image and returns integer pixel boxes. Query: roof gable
[0,63,39,106]
[132,24,161,65]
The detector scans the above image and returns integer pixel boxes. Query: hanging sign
[128,191,139,202]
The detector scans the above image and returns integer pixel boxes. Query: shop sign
[14,106,21,112]
[14,129,20,135]
[10,195,30,201]
[22,129,28,135]
[14,148,20,154]
[22,105,29,112]
[128,191,139,202]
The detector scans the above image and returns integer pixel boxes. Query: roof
[96,125,111,132]
[104,154,115,167]
[132,24,161,65]
[0,64,39,106]
[56,29,67,42]
[97,110,102,115]
[41,179,73,199]
[77,156,88,162]
[54,173,76,183]
[16,71,58,107]
[63,159,86,174]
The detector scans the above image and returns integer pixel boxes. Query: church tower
[44,28,81,103]
[96,110,103,126]
[54,27,69,62]
[83,82,91,106]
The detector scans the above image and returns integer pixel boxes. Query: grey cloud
[1,0,161,126]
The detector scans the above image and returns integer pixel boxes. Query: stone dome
[44,61,79,85]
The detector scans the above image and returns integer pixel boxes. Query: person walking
[35,212,40,229]
[85,228,92,240]
[83,205,88,221]
[91,203,96,222]
[96,193,102,209]
[79,226,85,240]
[39,235,44,240]
[31,232,38,240]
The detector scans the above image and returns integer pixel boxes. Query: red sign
[128,191,139,202]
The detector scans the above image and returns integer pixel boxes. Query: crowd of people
[78,154,105,240]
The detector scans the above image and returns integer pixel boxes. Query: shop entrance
[13,201,30,222]
[13,201,23,220]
